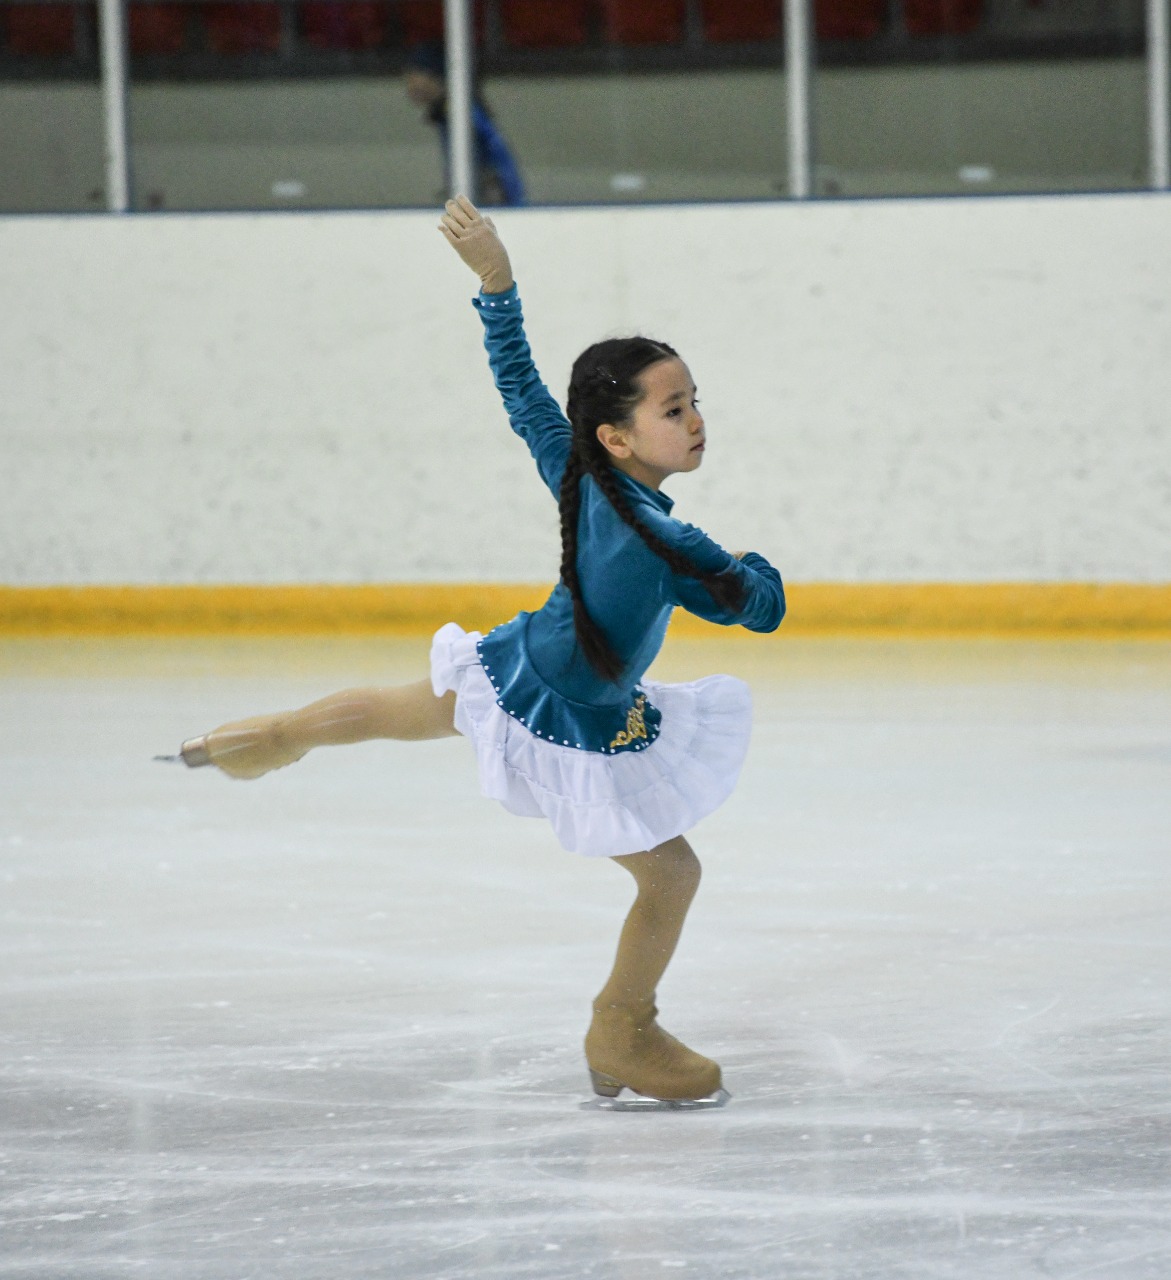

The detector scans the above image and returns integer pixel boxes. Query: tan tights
[194,680,458,779]
[600,838,701,1010]
[190,684,718,1098]
[586,837,720,1099]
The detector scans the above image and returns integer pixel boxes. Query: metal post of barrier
[444,0,476,201]
[784,0,813,199]
[1150,0,1170,189]
[98,0,131,211]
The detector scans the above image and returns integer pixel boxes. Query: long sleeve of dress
[473,284,571,498]
[654,516,786,633]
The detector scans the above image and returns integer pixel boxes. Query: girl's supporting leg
[584,836,722,1101]
[182,680,458,779]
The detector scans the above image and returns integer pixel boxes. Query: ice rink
[2,634,1169,1279]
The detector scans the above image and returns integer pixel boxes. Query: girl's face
[598,357,705,491]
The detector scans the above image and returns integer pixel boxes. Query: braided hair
[560,338,746,682]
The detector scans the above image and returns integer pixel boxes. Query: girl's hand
[439,195,515,295]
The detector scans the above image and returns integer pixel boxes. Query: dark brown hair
[560,338,745,681]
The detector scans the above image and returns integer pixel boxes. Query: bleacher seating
[817,0,885,40]
[301,0,387,50]
[395,0,488,45]
[201,1,281,52]
[0,0,989,64]
[396,0,441,42]
[701,0,779,43]
[599,0,685,45]
[4,4,76,56]
[904,0,981,34]
[500,0,589,47]
[129,4,189,55]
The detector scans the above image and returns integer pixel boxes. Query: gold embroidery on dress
[609,695,648,749]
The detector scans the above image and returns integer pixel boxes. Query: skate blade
[155,738,213,768]
[581,1088,731,1112]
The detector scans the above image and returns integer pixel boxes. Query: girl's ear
[596,423,632,459]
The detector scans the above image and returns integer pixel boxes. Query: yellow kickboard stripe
[1,582,1169,636]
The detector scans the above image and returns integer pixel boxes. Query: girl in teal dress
[171,198,785,1107]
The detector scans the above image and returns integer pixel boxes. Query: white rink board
[1,194,1169,585]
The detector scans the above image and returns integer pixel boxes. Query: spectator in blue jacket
[405,41,526,206]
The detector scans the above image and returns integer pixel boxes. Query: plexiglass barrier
[0,0,1165,211]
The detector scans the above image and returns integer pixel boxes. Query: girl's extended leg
[182,680,458,779]
[584,836,722,1101]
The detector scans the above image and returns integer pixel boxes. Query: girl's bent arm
[659,519,786,632]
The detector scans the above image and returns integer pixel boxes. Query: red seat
[129,4,189,55]
[398,0,443,43]
[599,0,685,44]
[903,0,981,34]
[301,0,388,49]
[815,0,885,39]
[4,5,75,56]
[201,3,282,53]
[701,0,779,42]
[398,0,484,45]
[500,0,589,47]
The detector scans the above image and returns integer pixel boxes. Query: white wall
[1,193,1168,586]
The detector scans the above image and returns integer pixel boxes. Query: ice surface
[1,635,1169,1279]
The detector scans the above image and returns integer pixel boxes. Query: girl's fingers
[439,196,497,259]
[443,197,478,230]
[453,194,480,222]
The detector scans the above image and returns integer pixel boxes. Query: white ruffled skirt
[430,622,753,858]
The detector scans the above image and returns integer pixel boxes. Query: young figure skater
[168,198,785,1107]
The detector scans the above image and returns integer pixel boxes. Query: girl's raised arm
[439,197,571,498]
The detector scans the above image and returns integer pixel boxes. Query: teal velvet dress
[431,284,785,857]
